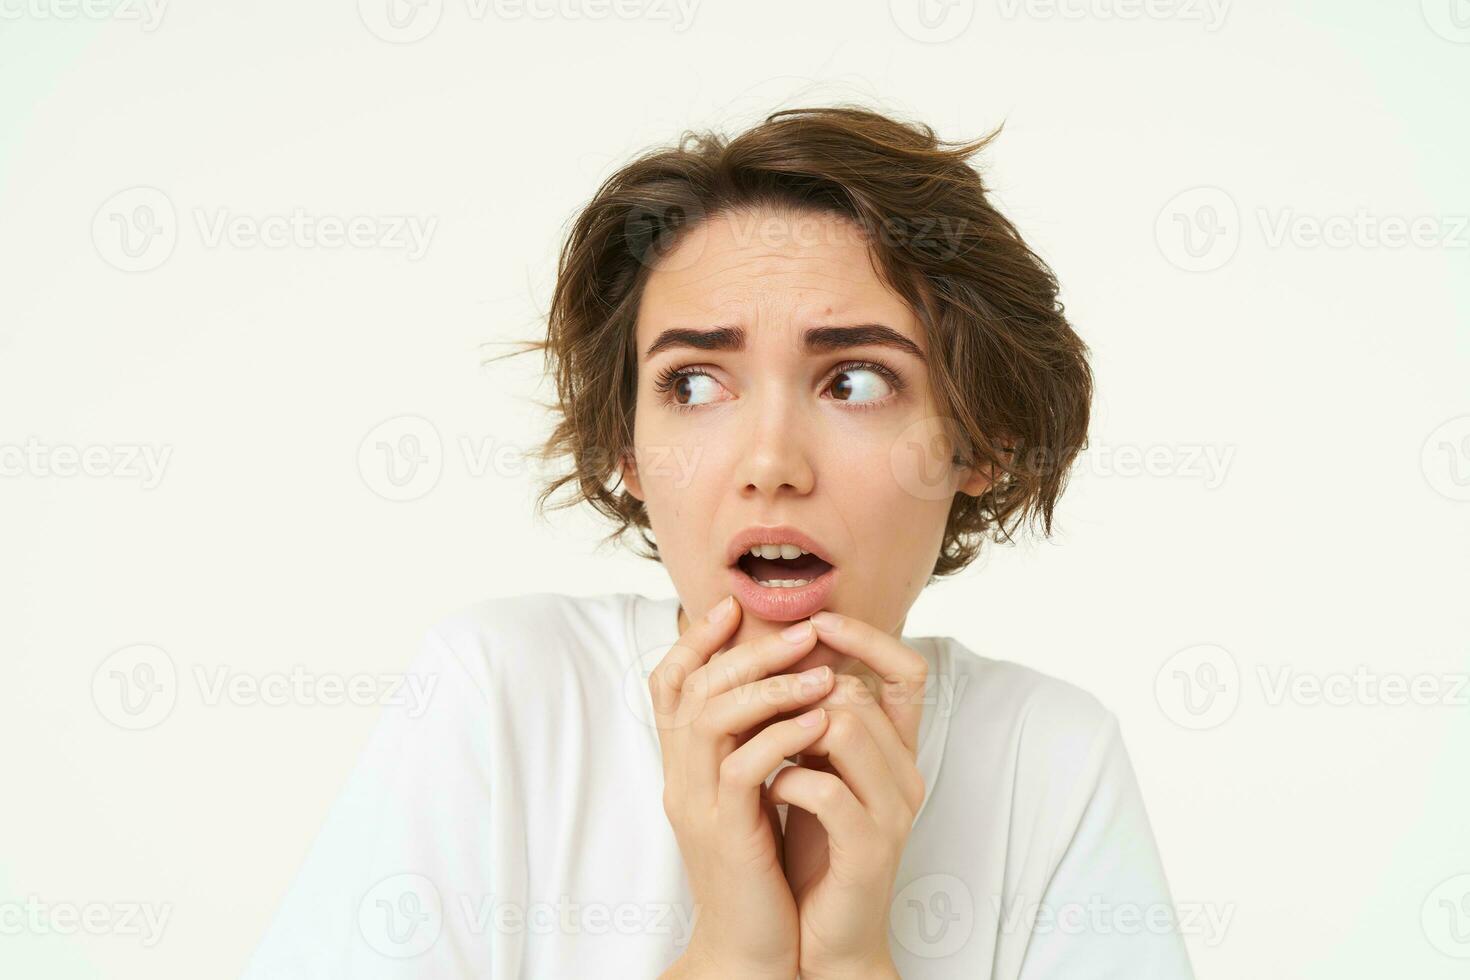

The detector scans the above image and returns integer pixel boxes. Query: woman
[243,106,1194,978]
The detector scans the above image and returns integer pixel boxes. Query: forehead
[635,208,920,343]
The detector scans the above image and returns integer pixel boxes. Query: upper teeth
[748,543,810,560]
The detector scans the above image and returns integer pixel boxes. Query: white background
[2,1,1467,977]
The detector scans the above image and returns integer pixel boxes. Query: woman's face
[622,207,989,669]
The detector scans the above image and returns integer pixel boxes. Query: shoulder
[937,635,1121,756]
[418,590,642,703]
[926,636,1129,849]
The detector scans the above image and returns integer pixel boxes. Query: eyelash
[651,359,908,414]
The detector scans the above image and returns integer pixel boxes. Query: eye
[652,366,730,411]
[826,361,903,405]
[672,373,723,407]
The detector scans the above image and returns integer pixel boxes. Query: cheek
[823,426,953,570]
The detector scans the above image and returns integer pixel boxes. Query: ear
[957,463,994,498]
[619,450,645,501]
[955,436,1014,498]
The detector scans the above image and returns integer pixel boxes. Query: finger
[704,665,836,737]
[803,674,925,813]
[687,618,820,702]
[649,595,741,722]
[810,611,928,752]
[797,707,902,819]
[764,765,869,867]
[715,709,829,838]
[688,665,834,786]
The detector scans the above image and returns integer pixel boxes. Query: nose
[733,388,815,500]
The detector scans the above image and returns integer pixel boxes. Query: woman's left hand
[764,610,929,980]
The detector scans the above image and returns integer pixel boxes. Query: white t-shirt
[241,591,1195,979]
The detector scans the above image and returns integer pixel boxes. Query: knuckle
[907,770,927,810]
[825,710,860,742]
[832,673,865,702]
[814,773,845,807]
[717,755,748,789]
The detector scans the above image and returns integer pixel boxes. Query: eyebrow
[642,324,927,364]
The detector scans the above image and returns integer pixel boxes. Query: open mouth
[733,546,835,589]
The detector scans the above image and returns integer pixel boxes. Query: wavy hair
[495,105,1092,577]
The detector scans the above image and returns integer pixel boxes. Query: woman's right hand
[652,595,834,980]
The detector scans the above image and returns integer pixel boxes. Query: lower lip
[728,561,837,622]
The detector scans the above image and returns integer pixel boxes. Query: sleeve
[1016,715,1200,979]
[239,628,496,979]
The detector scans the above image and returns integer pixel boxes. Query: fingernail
[796,707,825,727]
[781,620,813,643]
[707,595,734,624]
[798,665,831,694]
[811,611,841,633]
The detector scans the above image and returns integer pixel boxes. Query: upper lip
[726,524,837,568]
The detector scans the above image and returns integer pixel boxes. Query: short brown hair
[501,105,1092,578]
